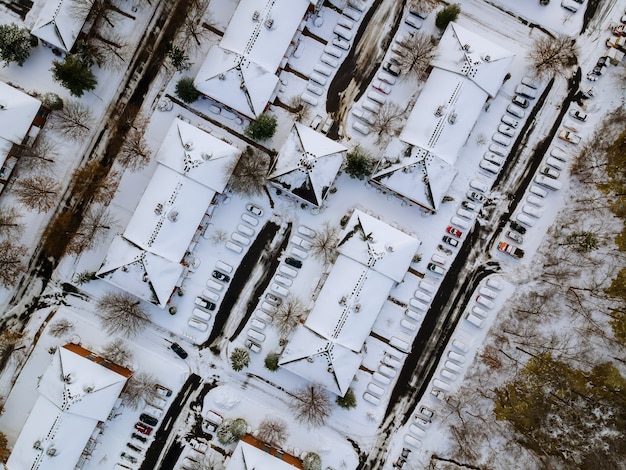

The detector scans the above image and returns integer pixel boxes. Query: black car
[509,220,527,235]
[127,442,143,453]
[442,236,459,247]
[212,270,230,282]
[285,257,303,269]
[170,342,188,359]
[140,413,158,427]
[131,433,147,443]
[121,452,137,464]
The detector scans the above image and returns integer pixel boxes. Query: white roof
[399,68,488,165]
[269,123,346,207]
[433,22,515,97]
[337,210,421,283]
[123,165,215,263]
[31,0,91,53]
[371,139,458,212]
[156,118,240,193]
[194,0,310,118]
[97,235,183,308]
[227,439,301,470]
[281,211,420,395]
[221,0,310,73]
[0,82,41,168]
[7,345,128,470]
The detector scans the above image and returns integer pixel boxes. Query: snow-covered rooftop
[433,22,515,97]
[194,0,311,118]
[123,164,214,264]
[399,67,489,166]
[156,118,240,193]
[371,139,458,213]
[281,211,420,395]
[6,344,130,470]
[31,0,91,53]
[97,235,183,308]
[269,123,346,207]
[0,82,41,168]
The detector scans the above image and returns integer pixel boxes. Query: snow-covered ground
[1,0,625,468]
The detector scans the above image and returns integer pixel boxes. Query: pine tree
[0,23,32,67]
[175,77,200,103]
[51,54,97,97]
[230,347,250,371]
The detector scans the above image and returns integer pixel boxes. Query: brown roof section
[242,434,304,469]
[63,342,134,378]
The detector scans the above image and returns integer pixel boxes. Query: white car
[352,121,370,135]
[351,107,375,125]
[492,133,512,147]
[480,159,500,174]
[501,114,519,128]
[332,37,351,50]
[246,203,263,217]
[507,103,526,119]
[470,179,489,192]
[405,14,422,29]
[497,124,516,137]
[484,152,505,166]
[372,79,392,94]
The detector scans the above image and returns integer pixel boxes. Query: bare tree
[408,0,440,13]
[395,33,437,78]
[0,240,28,287]
[14,174,60,212]
[70,0,116,30]
[72,160,120,205]
[119,128,151,171]
[274,295,305,337]
[85,32,129,70]
[49,100,94,141]
[48,318,74,338]
[257,417,287,447]
[290,384,332,427]
[97,292,150,337]
[0,206,24,239]
[225,146,270,197]
[100,338,134,366]
[14,135,58,173]
[370,102,405,144]
[209,228,228,244]
[287,96,311,123]
[309,222,339,266]
[67,204,116,255]
[527,34,578,79]
[120,371,160,409]
[176,0,212,51]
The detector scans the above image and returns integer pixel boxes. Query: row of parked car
[301,4,363,107]
[225,203,263,254]
[363,347,406,405]
[118,384,172,467]
[463,277,503,328]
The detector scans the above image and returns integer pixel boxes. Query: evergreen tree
[344,146,375,180]
[244,113,278,141]
[175,77,200,103]
[167,45,191,72]
[230,347,250,371]
[51,55,97,97]
[435,4,461,30]
[0,23,32,67]
[336,388,357,409]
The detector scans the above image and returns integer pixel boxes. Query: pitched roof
[96,235,184,308]
[227,437,303,470]
[0,82,41,168]
[7,344,130,470]
[280,211,420,395]
[31,0,91,53]
[123,164,215,264]
[156,118,240,193]
[433,22,515,97]
[371,139,458,212]
[269,123,346,207]
[194,0,311,118]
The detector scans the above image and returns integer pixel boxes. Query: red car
[446,226,463,238]
[134,422,153,435]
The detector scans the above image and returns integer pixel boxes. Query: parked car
[442,235,459,247]
[383,61,401,76]
[512,95,530,108]
[140,413,158,427]
[245,338,262,353]
[332,36,351,50]
[501,114,519,128]
[446,226,462,238]
[170,342,188,359]
[475,295,495,309]
[558,130,581,144]
[405,14,422,29]
[492,133,511,147]
[498,241,525,259]
[461,200,479,212]
[470,179,490,192]
[285,256,302,268]
[194,297,215,311]
[427,263,446,275]
[521,76,540,89]
[483,152,505,166]
[506,103,526,118]
[569,109,587,121]
[480,159,500,174]
[131,433,147,443]
[497,124,516,137]
[121,452,138,464]
[466,190,486,203]
[212,270,230,283]
[246,203,263,216]
[372,79,392,94]
[509,220,527,235]
[134,422,153,435]
[155,384,172,397]
[515,84,538,99]
[540,165,560,179]
[506,230,523,244]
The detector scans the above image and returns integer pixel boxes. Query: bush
[0,23,32,67]
[217,417,248,444]
[244,113,277,141]
[175,77,200,103]
[264,352,280,371]
[344,146,375,180]
[230,347,250,371]
[435,4,461,30]
[335,388,357,409]
[302,451,322,470]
